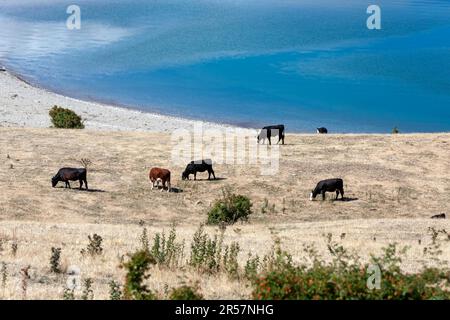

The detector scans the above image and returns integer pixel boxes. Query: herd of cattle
[51,124,345,201]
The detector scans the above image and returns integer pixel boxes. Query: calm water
[1,0,449,132]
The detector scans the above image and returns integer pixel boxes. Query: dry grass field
[0,128,449,299]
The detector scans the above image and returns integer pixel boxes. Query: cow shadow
[84,188,106,193]
[152,186,183,193]
[53,187,106,193]
[186,177,227,182]
[339,197,358,202]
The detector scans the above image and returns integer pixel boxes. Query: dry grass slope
[0,128,449,299]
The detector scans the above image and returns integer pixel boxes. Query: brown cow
[149,167,171,192]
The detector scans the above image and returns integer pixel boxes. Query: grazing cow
[317,127,328,134]
[52,168,88,190]
[310,178,344,201]
[257,124,285,145]
[431,213,446,219]
[149,167,171,192]
[182,159,216,180]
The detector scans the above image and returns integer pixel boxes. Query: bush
[392,127,400,134]
[81,234,103,257]
[150,227,185,269]
[252,242,450,300]
[189,225,223,273]
[50,247,61,273]
[169,285,203,300]
[207,189,252,225]
[121,250,156,300]
[49,106,84,129]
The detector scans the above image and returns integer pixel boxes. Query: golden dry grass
[0,128,449,299]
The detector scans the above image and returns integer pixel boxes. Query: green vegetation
[251,233,450,300]
[121,250,156,300]
[49,105,84,129]
[207,189,252,225]
[169,285,204,300]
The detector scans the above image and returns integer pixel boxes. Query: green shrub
[121,250,156,300]
[49,106,84,129]
[189,225,223,273]
[150,227,185,269]
[169,285,203,300]
[207,189,252,225]
[252,242,450,300]
[109,280,122,300]
[392,127,400,134]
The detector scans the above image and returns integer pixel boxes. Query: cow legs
[322,191,326,201]
[151,180,155,190]
[167,181,171,193]
[84,179,89,190]
[79,179,83,190]
[65,181,71,189]
[194,173,197,180]
[335,190,339,200]
[211,170,216,180]
[340,188,344,200]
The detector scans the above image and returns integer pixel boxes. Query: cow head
[309,190,316,201]
[51,176,59,187]
[181,171,189,180]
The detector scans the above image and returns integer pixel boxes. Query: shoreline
[1,67,449,135]
[0,68,247,133]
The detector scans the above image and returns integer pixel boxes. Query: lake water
[0,0,449,132]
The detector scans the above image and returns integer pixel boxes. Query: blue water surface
[0,0,449,132]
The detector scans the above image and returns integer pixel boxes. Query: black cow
[52,168,88,190]
[257,125,285,145]
[317,127,328,134]
[182,159,216,180]
[310,178,344,201]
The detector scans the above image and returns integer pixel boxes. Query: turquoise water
[1,0,449,132]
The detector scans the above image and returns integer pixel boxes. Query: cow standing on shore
[310,178,344,201]
[149,167,171,192]
[257,124,285,145]
[52,168,88,190]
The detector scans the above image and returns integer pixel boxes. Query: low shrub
[169,285,203,300]
[207,189,252,225]
[252,242,450,300]
[49,105,84,129]
[150,227,185,269]
[50,247,62,273]
[121,250,156,300]
[81,234,103,257]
